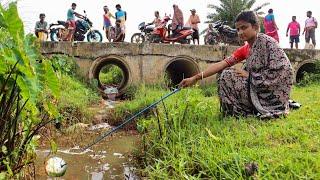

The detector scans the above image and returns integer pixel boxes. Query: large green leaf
[0,58,6,74]
[0,3,24,42]
[43,61,60,98]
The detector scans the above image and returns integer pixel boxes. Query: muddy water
[35,133,140,180]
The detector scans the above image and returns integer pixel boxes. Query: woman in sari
[180,11,293,119]
[264,9,279,42]
[172,4,184,33]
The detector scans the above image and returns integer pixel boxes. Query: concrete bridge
[41,42,319,93]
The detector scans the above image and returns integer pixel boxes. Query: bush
[99,65,124,86]
[58,74,99,124]
[298,61,320,86]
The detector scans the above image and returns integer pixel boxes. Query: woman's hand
[235,69,249,78]
[179,76,198,88]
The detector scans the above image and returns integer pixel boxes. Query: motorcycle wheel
[131,33,145,43]
[87,30,103,42]
[50,30,60,42]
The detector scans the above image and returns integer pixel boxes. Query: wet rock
[104,100,116,109]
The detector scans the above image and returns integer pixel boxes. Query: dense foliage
[0,3,99,178]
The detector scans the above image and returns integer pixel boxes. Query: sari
[264,14,279,42]
[172,5,184,30]
[218,34,293,119]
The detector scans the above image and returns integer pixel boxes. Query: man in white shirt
[303,11,318,47]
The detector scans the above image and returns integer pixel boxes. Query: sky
[14,0,320,49]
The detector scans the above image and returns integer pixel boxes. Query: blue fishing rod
[82,88,181,151]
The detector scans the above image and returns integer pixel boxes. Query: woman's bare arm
[179,60,229,87]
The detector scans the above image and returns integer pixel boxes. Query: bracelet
[201,72,204,80]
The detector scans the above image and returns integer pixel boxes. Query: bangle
[201,72,204,80]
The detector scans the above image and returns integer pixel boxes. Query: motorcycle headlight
[138,22,145,30]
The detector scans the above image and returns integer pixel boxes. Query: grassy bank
[114,83,320,179]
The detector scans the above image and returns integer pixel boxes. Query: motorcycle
[204,26,219,45]
[209,20,241,45]
[131,22,154,43]
[49,11,103,42]
[149,15,194,44]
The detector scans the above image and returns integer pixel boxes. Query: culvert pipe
[295,61,316,83]
[89,56,130,95]
[164,57,200,86]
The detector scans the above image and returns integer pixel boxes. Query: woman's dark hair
[116,4,121,8]
[268,9,273,14]
[72,3,76,6]
[235,10,259,26]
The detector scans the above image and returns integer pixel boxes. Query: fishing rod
[81,88,181,151]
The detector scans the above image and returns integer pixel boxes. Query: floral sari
[218,34,293,119]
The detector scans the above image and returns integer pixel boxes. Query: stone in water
[45,157,67,177]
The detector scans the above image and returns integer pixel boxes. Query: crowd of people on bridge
[263,9,317,49]
[34,3,318,49]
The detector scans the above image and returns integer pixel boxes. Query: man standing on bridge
[286,16,301,49]
[187,9,200,45]
[303,11,317,48]
[115,4,127,41]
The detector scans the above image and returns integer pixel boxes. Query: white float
[45,157,67,177]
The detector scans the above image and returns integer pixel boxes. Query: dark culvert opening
[296,63,316,83]
[92,58,129,95]
[165,58,199,87]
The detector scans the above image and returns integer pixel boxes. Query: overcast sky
[16,0,320,48]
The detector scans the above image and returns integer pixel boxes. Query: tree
[206,0,270,27]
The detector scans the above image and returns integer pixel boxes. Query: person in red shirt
[180,11,293,119]
[286,16,301,49]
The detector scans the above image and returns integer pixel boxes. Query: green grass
[57,74,100,124]
[99,65,124,86]
[115,83,320,179]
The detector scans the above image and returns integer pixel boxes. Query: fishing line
[81,88,181,151]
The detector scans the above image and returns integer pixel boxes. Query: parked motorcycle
[204,26,219,45]
[209,20,241,45]
[49,11,103,42]
[149,15,194,44]
[131,22,154,43]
